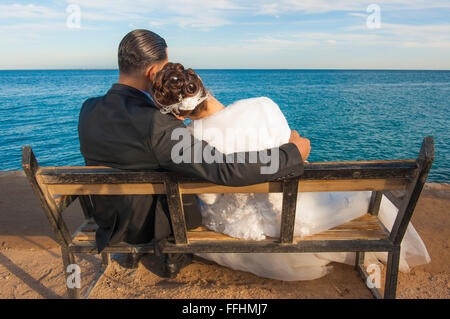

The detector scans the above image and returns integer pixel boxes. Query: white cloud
[149,16,231,29]
[401,41,450,48]
[347,12,367,18]
[67,0,242,27]
[257,3,281,17]
[0,22,66,32]
[0,3,63,19]
[3,0,450,31]
[255,0,450,16]
[0,1,243,29]
[247,20,450,50]
[248,36,296,46]
[343,23,450,48]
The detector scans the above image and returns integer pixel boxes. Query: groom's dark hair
[118,29,167,75]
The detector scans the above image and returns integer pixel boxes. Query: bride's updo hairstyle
[151,62,207,117]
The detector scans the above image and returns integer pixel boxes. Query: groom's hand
[289,130,311,162]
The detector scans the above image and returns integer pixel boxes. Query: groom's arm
[150,126,304,187]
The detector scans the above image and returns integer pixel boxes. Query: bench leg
[355,251,365,270]
[101,252,111,267]
[384,246,401,299]
[61,247,80,299]
[354,251,383,299]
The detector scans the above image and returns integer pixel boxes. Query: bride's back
[187,97,291,154]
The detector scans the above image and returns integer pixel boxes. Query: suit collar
[108,83,152,101]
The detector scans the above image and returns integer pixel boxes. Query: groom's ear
[145,65,159,82]
[146,56,168,82]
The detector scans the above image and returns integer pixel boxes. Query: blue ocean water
[0,69,448,182]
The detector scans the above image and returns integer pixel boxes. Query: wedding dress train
[187,97,430,281]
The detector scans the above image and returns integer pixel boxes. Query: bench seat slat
[73,214,388,243]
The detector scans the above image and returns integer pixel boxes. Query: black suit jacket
[78,83,304,252]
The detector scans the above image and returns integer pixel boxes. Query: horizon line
[1,68,450,71]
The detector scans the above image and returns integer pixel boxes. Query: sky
[1,0,450,69]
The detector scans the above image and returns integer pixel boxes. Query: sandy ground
[0,170,448,299]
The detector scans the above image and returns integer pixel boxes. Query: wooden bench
[21,136,434,299]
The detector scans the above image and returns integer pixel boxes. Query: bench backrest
[22,136,434,248]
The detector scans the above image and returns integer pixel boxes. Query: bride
[150,62,430,281]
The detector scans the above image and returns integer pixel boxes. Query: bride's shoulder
[230,96,276,106]
[227,96,280,111]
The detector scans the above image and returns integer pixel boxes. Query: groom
[78,29,311,278]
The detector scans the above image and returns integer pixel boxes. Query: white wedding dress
[187,97,430,281]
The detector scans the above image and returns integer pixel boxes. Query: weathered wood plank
[22,146,73,246]
[53,195,78,213]
[391,190,406,199]
[296,179,409,192]
[38,168,169,184]
[384,246,401,299]
[73,231,95,241]
[390,136,434,245]
[180,182,282,194]
[368,191,382,215]
[162,238,394,253]
[73,214,388,243]
[187,231,241,241]
[69,238,393,254]
[72,230,388,242]
[164,176,188,245]
[382,191,403,209]
[356,263,383,299]
[40,159,416,171]
[280,178,299,243]
[46,178,410,195]
[355,251,365,269]
[72,219,97,241]
[38,160,418,185]
[47,183,165,195]
[300,166,417,180]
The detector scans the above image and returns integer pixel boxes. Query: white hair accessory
[155,90,209,115]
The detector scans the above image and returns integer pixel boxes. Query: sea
[0,69,448,183]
